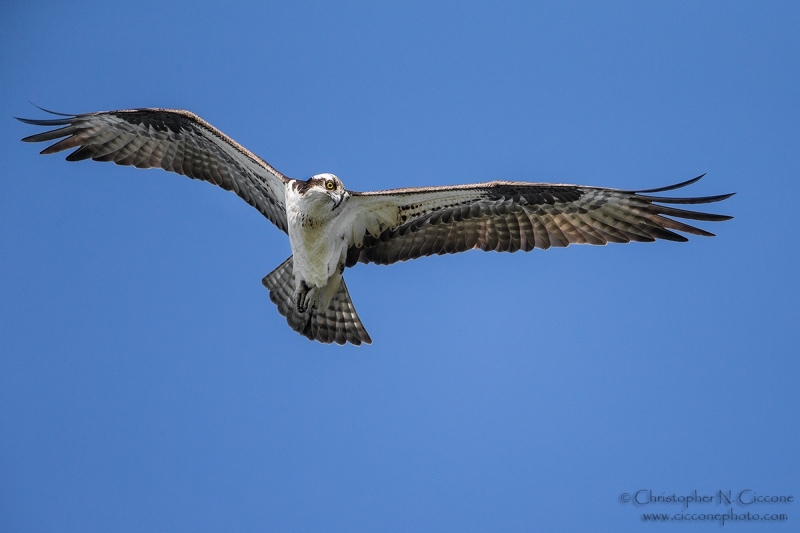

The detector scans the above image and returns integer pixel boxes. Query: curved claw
[295,283,318,314]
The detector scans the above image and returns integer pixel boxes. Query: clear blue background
[1,1,797,531]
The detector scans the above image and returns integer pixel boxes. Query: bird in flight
[18,107,734,345]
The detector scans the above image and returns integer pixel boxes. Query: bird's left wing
[344,175,733,266]
[18,108,290,232]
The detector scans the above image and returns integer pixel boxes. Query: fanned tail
[262,257,372,346]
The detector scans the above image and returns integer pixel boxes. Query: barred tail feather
[262,257,372,346]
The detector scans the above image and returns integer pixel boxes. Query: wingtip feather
[28,102,77,116]
[629,174,706,194]
[16,116,72,126]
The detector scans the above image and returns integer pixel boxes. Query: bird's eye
[326,181,335,190]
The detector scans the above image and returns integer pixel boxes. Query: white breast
[285,184,348,289]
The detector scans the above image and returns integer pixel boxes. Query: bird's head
[298,173,348,213]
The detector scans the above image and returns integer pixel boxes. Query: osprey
[18,108,734,345]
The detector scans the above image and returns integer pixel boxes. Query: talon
[295,281,310,313]
[294,282,318,314]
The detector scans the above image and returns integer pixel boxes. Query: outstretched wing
[18,107,290,232]
[344,175,734,266]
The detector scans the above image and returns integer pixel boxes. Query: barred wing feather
[345,175,733,266]
[18,108,290,232]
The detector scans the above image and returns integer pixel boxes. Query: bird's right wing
[18,107,290,232]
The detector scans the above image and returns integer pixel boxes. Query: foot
[295,282,318,313]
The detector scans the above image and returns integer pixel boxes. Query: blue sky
[1,1,798,531]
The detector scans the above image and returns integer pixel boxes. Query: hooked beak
[331,193,344,211]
